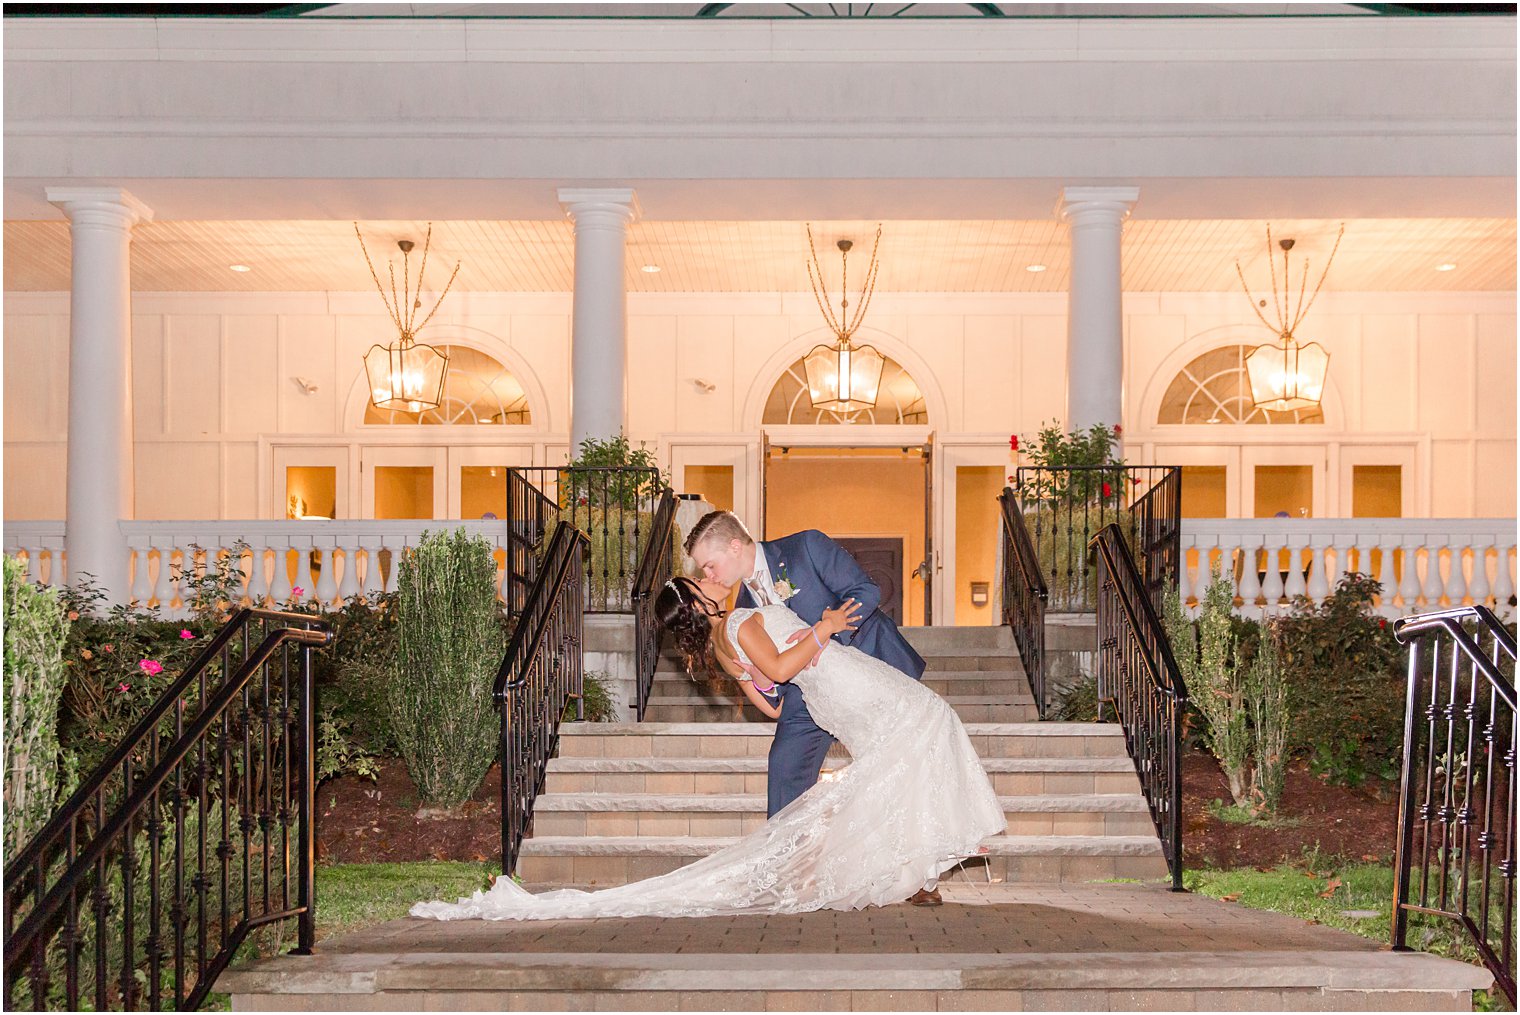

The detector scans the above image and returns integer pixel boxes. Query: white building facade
[3,7,1515,625]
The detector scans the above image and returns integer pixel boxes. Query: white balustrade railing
[1179,518,1517,619]
[2,520,522,620]
[7,516,1516,622]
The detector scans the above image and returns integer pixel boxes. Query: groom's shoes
[908,887,943,907]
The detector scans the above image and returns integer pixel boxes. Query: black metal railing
[999,488,1050,717]
[1089,524,1188,891]
[496,521,588,875]
[1015,465,1182,613]
[508,466,666,614]
[503,468,559,620]
[3,608,332,1011]
[1391,606,1516,1007]
[630,489,678,721]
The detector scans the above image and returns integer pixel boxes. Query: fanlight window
[1158,345,1324,425]
[762,354,927,425]
[364,345,532,426]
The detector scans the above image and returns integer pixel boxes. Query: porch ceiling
[3,215,1514,293]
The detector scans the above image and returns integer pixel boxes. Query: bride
[410,576,1005,921]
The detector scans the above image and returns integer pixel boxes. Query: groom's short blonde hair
[684,510,753,556]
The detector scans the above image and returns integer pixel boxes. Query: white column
[1057,187,1138,434]
[559,188,639,452]
[47,187,152,608]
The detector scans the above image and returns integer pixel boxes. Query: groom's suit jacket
[734,529,926,681]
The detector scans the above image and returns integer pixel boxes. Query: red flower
[1114,424,1123,436]
[1006,475,1015,484]
[117,683,131,694]
[1102,482,1113,499]
[1009,435,1020,451]
[1378,618,1387,629]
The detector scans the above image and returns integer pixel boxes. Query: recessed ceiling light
[641,264,661,273]
[1436,263,1457,272]
[229,264,252,273]
[1025,264,1047,273]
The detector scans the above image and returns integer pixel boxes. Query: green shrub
[1277,573,1404,788]
[1247,626,1291,815]
[387,529,507,815]
[564,669,620,723]
[4,555,73,857]
[315,593,401,759]
[1048,673,1103,722]
[1166,569,1253,806]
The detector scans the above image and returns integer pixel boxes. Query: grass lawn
[1185,861,1511,1012]
[315,860,500,942]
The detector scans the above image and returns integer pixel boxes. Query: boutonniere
[772,560,800,602]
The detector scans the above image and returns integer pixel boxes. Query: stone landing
[221,882,1493,1011]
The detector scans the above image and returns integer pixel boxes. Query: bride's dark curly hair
[655,576,727,683]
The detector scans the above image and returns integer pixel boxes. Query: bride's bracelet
[811,627,827,650]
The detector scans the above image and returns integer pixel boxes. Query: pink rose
[117,683,131,693]
[291,587,305,598]
[139,659,164,676]
[179,629,195,640]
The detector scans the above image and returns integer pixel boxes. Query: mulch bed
[1181,748,1399,869]
[316,752,1400,870]
[317,760,501,866]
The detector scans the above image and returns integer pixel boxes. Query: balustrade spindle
[1398,542,1422,611]
[1421,543,1447,607]
[336,544,361,600]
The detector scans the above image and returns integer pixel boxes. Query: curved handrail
[1089,525,1188,703]
[998,488,1050,717]
[4,616,332,1010]
[1394,605,1518,710]
[494,520,589,875]
[3,608,328,916]
[999,488,1049,603]
[630,489,677,720]
[494,522,588,702]
[1388,603,1516,1007]
[3,607,322,888]
[1088,523,1189,892]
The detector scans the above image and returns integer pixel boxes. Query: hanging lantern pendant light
[357,224,461,414]
[804,225,886,415]
[1236,226,1343,414]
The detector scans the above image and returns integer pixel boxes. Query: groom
[684,511,940,904]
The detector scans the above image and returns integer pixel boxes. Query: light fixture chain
[354,223,405,334]
[1288,223,1345,333]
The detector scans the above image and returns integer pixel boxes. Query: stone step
[650,671,1031,697]
[638,697,1041,724]
[514,834,1170,888]
[543,755,1142,796]
[557,722,1128,759]
[902,624,1015,653]
[222,941,1493,1013]
[530,793,1156,838]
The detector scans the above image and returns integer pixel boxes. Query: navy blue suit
[735,530,927,817]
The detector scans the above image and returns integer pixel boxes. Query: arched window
[761,354,928,425]
[363,345,532,426]
[1158,345,1324,425]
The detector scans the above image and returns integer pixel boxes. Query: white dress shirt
[746,546,775,606]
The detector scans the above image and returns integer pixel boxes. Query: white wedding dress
[410,603,1005,921]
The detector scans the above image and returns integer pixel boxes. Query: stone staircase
[640,625,1039,724]
[517,626,1169,887]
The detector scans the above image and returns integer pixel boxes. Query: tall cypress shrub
[387,530,506,815]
